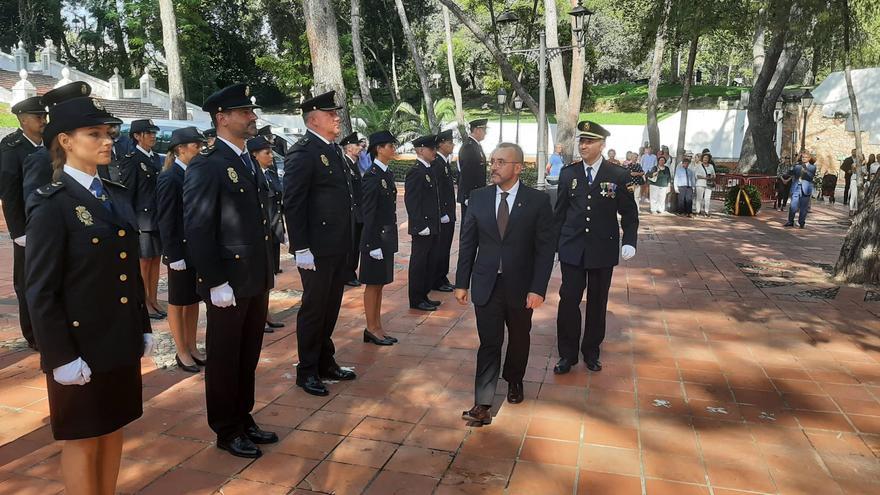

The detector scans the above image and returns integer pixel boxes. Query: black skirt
[46,363,143,440]
[359,250,394,286]
[167,266,201,306]
[138,231,162,258]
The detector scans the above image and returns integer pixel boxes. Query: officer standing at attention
[430,129,457,293]
[457,119,488,220]
[283,91,357,397]
[203,128,217,148]
[183,83,277,458]
[0,95,46,350]
[340,131,364,287]
[554,121,638,374]
[119,119,165,319]
[405,134,442,311]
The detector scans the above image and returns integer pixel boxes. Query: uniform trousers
[348,222,363,280]
[409,234,438,306]
[296,254,346,377]
[12,244,33,344]
[844,172,853,204]
[474,274,532,406]
[205,291,269,442]
[431,220,455,288]
[557,262,614,362]
[271,240,281,274]
[694,186,712,214]
[788,185,811,226]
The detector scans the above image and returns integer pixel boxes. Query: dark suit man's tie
[587,166,594,185]
[498,191,509,238]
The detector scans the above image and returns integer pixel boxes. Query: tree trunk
[443,6,466,138]
[675,36,699,162]
[646,0,673,152]
[671,45,680,83]
[350,0,373,104]
[557,0,588,163]
[391,37,401,101]
[393,0,437,131]
[364,43,397,104]
[302,0,352,135]
[158,0,187,120]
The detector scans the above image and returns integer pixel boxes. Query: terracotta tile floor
[1,196,879,494]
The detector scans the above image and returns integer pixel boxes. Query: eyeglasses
[489,158,521,168]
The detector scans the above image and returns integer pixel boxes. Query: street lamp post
[496,88,507,143]
[513,94,523,144]
[799,89,814,154]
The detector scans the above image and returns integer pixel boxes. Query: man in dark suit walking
[554,121,638,374]
[455,142,555,425]
[457,119,488,220]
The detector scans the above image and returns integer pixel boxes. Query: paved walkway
[0,196,878,495]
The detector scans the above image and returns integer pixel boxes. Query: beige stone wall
[800,104,872,174]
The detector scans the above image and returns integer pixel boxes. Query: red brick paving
[0,196,879,494]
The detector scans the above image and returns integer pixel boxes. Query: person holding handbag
[647,156,672,214]
[694,153,716,217]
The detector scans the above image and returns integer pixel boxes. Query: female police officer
[359,130,400,345]
[157,127,207,372]
[26,94,152,494]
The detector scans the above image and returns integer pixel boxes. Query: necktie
[89,178,112,212]
[586,167,594,185]
[240,152,255,175]
[497,191,509,238]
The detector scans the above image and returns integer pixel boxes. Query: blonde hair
[49,137,66,182]
[164,145,178,171]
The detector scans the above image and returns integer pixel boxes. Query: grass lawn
[464,108,671,125]
[592,82,746,102]
[0,103,19,127]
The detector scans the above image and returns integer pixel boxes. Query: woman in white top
[693,153,716,217]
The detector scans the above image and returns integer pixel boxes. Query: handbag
[702,164,715,188]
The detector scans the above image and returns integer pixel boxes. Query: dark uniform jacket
[360,162,398,254]
[455,183,555,307]
[119,147,162,232]
[283,131,353,257]
[0,129,40,239]
[404,160,441,236]
[457,136,486,205]
[22,147,52,209]
[432,154,457,223]
[183,139,274,300]
[25,173,151,373]
[555,159,639,269]
[264,165,286,243]
[156,162,189,265]
[344,155,364,223]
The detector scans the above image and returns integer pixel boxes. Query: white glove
[143,333,155,355]
[621,244,636,261]
[53,357,92,386]
[418,227,430,236]
[440,214,450,224]
[210,282,237,308]
[169,259,186,271]
[13,235,25,247]
[464,199,469,206]
[369,248,383,260]
[295,248,316,270]
[282,233,289,245]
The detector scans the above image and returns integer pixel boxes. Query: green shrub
[725,184,762,216]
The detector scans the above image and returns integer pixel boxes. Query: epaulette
[199,144,216,156]
[36,181,64,197]
[563,160,580,168]
[123,151,136,159]
[101,178,127,190]
[0,129,24,150]
[296,136,310,146]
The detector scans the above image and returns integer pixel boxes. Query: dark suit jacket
[119,147,162,232]
[156,163,188,265]
[555,159,639,269]
[457,136,486,204]
[404,160,441,235]
[0,129,39,238]
[432,154,457,222]
[360,163,398,254]
[344,155,364,223]
[22,146,52,210]
[455,183,555,307]
[264,165,286,243]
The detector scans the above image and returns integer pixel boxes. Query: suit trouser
[205,291,269,442]
[12,244,33,344]
[844,172,852,204]
[649,185,668,213]
[474,274,532,405]
[431,221,455,288]
[789,187,810,226]
[271,240,281,274]
[677,186,694,213]
[694,186,712,214]
[347,222,363,280]
[297,254,346,377]
[460,204,468,224]
[409,234,438,305]
[557,262,614,362]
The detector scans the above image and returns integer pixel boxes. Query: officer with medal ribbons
[554,121,638,374]
[0,95,46,350]
[182,83,277,458]
[430,129,457,293]
[457,119,488,220]
[25,91,152,494]
[405,134,443,311]
[283,90,357,397]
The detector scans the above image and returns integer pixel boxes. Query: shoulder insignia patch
[199,145,216,156]
[101,178,127,190]
[37,181,65,197]
[296,136,310,146]
[124,151,135,158]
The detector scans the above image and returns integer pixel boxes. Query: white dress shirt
[175,158,187,171]
[136,144,154,158]
[23,134,43,148]
[373,158,388,172]
[584,156,602,183]
[63,165,101,197]
[495,180,520,216]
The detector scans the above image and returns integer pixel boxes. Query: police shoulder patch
[101,178,127,190]
[296,136,311,146]
[563,160,580,168]
[37,181,65,197]
[0,129,23,150]
[199,145,217,156]
[124,151,136,158]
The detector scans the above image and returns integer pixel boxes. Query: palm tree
[351,98,459,145]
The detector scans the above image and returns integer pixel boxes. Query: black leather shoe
[217,435,262,458]
[266,320,285,328]
[190,354,207,366]
[27,341,39,352]
[586,359,603,372]
[433,284,454,292]
[264,327,275,333]
[410,302,436,311]
[321,366,357,381]
[799,224,805,229]
[176,355,200,373]
[245,425,278,444]
[508,382,524,404]
[297,375,329,396]
[426,298,441,306]
[364,330,394,346]
[783,222,794,227]
[554,357,575,375]
[148,312,164,320]
[345,280,362,287]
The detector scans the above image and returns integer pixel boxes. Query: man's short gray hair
[493,142,524,163]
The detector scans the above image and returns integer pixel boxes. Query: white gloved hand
[440,214,450,224]
[621,244,636,261]
[53,357,92,386]
[369,248,383,260]
[282,233,289,246]
[13,235,25,247]
[295,248,316,271]
[464,199,469,206]
[418,227,430,236]
[210,282,237,308]
[143,333,155,356]
[169,259,186,271]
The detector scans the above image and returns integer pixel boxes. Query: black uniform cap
[11,96,47,115]
[246,136,272,153]
[412,134,437,149]
[300,90,343,113]
[469,118,488,130]
[42,82,92,107]
[339,132,360,147]
[257,125,273,136]
[203,127,217,138]
[577,120,611,140]
[130,119,160,135]
[436,129,454,142]
[368,130,397,148]
[43,97,122,146]
[202,83,261,114]
[168,126,206,148]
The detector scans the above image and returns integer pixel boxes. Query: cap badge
[227,167,239,183]
[245,85,250,97]
[148,119,154,126]
[75,206,94,226]
[572,178,578,189]
[320,154,329,166]
[81,85,88,95]
[92,98,104,110]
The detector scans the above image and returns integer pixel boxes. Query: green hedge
[388,159,539,187]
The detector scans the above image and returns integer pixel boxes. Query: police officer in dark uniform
[405,134,442,311]
[0,95,46,349]
[457,119,488,220]
[554,121,638,374]
[203,127,217,147]
[340,131,364,287]
[430,129,457,293]
[183,83,277,458]
[283,90,356,397]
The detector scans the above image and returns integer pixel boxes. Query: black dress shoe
[27,341,39,352]
[148,312,164,320]
[433,284,454,292]
[190,354,207,366]
[783,222,794,227]
[363,330,394,346]
[508,382,524,404]
[426,298,441,306]
[297,375,329,396]
[321,366,357,381]
[345,280,362,287]
[263,327,275,333]
[553,357,575,375]
[245,425,279,444]
[461,405,491,425]
[266,320,285,328]
[586,359,603,372]
[410,302,436,311]
[176,355,200,373]
[217,435,262,458]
